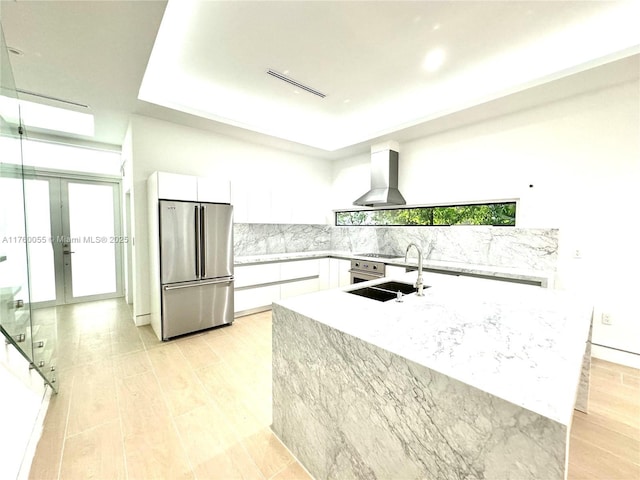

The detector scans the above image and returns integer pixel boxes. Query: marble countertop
[234,250,337,264]
[276,270,592,426]
[235,250,554,285]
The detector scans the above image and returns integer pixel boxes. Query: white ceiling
[1,0,167,148]
[2,1,639,157]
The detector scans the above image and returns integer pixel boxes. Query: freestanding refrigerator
[159,200,234,340]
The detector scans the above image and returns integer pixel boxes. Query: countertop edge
[235,251,555,285]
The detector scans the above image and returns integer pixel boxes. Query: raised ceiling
[140,0,640,151]
[2,1,639,154]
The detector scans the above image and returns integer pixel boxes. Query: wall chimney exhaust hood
[353,141,406,207]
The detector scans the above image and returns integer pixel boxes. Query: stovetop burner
[356,253,402,259]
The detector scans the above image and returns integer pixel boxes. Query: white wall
[126,115,332,322]
[332,80,640,365]
[121,125,135,307]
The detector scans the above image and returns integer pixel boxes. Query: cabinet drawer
[280,278,320,300]
[280,259,320,281]
[234,285,280,312]
[234,263,280,288]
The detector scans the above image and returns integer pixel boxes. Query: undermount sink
[348,287,398,302]
[347,280,428,302]
[374,281,418,295]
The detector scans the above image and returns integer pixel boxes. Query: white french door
[23,174,124,306]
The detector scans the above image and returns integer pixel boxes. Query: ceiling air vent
[16,89,90,109]
[267,69,326,98]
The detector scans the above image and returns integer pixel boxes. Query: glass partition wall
[1,23,57,391]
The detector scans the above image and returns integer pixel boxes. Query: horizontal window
[335,202,516,226]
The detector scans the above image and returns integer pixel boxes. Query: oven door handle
[348,269,385,276]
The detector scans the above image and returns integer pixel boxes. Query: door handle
[194,205,200,278]
[200,205,206,278]
[63,251,75,255]
[163,277,234,291]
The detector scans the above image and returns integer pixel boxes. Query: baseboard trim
[234,306,272,318]
[591,344,640,369]
[134,313,151,326]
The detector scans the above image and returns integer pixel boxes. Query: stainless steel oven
[349,259,385,284]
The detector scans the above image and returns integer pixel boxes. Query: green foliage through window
[335,202,516,226]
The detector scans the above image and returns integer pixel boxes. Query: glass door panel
[64,181,121,302]
[24,178,57,303]
[8,175,123,307]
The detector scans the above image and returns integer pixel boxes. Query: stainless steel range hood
[353,142,406,207]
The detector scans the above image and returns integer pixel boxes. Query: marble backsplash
[234,223,331,256]
[332,226,559,271]
[234,223,558,271]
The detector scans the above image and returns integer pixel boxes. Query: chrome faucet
[405,243,425,296]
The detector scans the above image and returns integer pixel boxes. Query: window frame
[334,200,518,227]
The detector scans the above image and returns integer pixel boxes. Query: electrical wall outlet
[601,313,613,325]
[574,249,582,259]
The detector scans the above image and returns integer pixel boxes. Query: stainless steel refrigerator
[159,200,234,340]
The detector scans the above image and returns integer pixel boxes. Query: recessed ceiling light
[343,99,351,104]
[8,46,24,56]
[432,23,441,31]
[423,48,446,72]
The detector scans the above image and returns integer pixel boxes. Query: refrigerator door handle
[200,205,206,278]
[194,205,200,278]
[163,277,234,290]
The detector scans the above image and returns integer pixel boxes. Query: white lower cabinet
[280,278,320,300]
[280,259,320,281]
[329,259,352,288]
[234,258,328,315]
[234,263,280,288]
[234,284,280,313]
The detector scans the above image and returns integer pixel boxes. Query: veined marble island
[272,271,593,480]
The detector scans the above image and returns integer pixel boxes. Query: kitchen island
[272,271,592,480]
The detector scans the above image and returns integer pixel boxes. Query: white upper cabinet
[197,176,231,204]
[151,172,231,203]
[156,172,197,201]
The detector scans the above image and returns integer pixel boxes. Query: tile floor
[27,298,639,480]
[28,298,311,480]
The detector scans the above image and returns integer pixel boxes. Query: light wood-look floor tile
[28,426,64,480]
[59,421,126,480]
[192,448,265,480]
[241,427,296,479]
[117,371,173,438]
[29,299,640,480]
[65,361,119,437]
[124,424,194,480]
[113,349,152,379]
[173,402,265,479]
[568,358,640,480]
[270,461,314,480]
[147,343,210,417]
[176,334,222,370]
